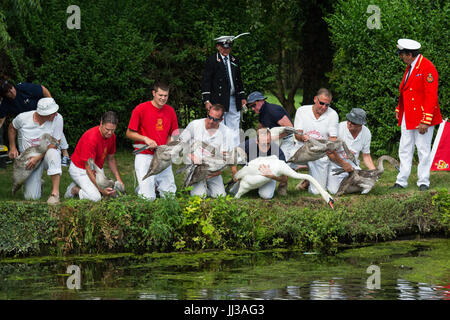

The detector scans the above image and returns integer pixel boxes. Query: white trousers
[230,179,277,199]
[191,174,226,198]
[67,162,102,202]
[224,97,241,147]
[60,132,69,150]
[396,116,434,187]
[135,153,176,200]
[307,156,329,195]
[24,148,62,200]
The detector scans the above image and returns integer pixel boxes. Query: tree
[246,0,307,116]
[3,0,156,146]
[325,0,449,155]
[301,0,334,106]
[0,0,41,47]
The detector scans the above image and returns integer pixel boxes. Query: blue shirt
[0,83,44,118]
[258,101,293,129]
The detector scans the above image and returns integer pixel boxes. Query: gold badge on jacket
[427,73,434,83]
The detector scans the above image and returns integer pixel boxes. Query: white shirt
[12,111,64,152]
[220,53,235,95]
[335,121,372,167]
[294,104,339,140]
[180,118,234,160]
[405,54,421,83]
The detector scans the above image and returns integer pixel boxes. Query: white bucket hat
[37,97,59,116]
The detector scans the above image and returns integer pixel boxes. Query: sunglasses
[317,99,331,107]
[207,114,223,122]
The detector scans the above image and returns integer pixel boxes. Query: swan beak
[328,198,335,209]
[395,165,400,171]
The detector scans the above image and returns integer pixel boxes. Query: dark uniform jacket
[201,52,245,112]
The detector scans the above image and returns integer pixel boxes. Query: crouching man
[230,128,288,199]
[8,98,63,204]
[65,111,124,201]
[179,103,235,198]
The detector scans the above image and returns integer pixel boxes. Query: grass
[0,149,448,207]
[264,91,303,110]
[0,150,448,256]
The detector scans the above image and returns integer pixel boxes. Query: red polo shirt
[128,101,179,155]
[71,126,116,169]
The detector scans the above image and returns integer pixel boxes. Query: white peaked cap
[397,38,421,50]
[214,32,250,43]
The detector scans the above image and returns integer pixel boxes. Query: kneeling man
[65,111,124,201]
[8,97,63,204]
[231,128,287,199]
[180,103,235,197]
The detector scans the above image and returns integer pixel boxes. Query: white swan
[234,155,335,208]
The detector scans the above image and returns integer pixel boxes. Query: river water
[0,238,448,300]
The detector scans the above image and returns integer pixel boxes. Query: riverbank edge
[1,188,448,257]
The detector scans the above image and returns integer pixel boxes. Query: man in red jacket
[392,39,442,191]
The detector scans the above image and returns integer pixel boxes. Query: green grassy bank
[0,151,449,257]
[0,186,448,257]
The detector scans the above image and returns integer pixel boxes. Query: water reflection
[309,279,346,300]
[397,279,447,300]
[0,239,449,300]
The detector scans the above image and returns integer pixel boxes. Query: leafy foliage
[1,190,448,257]
[0,0,319,146]
[325,0,449,156]
[3,0,156,147]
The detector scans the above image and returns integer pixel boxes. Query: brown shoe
[295,180,310,191]
[277,183,287,196]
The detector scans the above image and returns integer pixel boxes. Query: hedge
[1,189,448,257]
[325,0,449,156]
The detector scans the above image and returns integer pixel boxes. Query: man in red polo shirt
[126,82,179,200]
[65,111,124,201]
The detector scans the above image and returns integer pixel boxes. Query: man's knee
[45,148,62,175]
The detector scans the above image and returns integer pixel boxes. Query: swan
[133,140,185,180]
[269,126,298,143]
[234,155,335,208]
[12,133,60,194]
[178,141,247,187]
[332,155,400,196]
[87,158,125,197]
[142,141,185,180]
[287,137,357,165]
